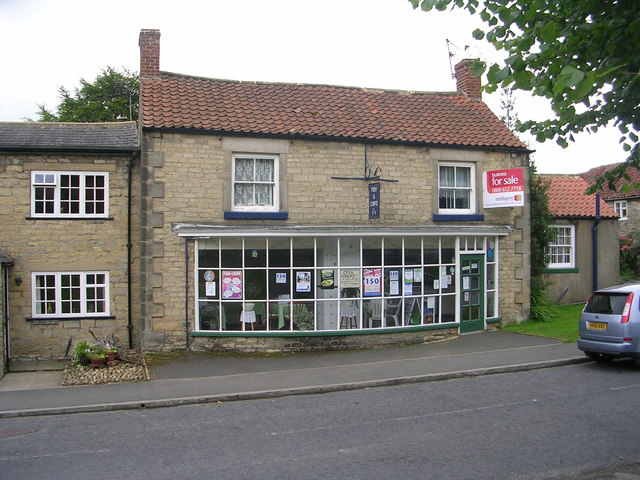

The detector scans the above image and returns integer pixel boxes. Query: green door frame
[459,254,485,334]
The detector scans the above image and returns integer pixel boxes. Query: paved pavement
[0,331,587,418]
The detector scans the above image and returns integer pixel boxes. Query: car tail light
[621,293,634,324]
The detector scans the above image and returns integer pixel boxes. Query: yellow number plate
[588,322,607,330]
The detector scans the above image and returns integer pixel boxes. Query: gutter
[141,127,534,155]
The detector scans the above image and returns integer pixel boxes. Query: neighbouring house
[541,174,619,305]
[135,29,531,353]
[581,162,640,236]
[0,122,139,367]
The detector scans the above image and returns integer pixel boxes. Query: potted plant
[73,340,92,366]
[293,304,314,331]
[87,350,106,368]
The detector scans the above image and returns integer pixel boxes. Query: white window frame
[614,200,628,220]
[31,271,110,318]
[438,163,476,214]
[31,171,109,218]
[231,154,279,212]
[547,225,575,268]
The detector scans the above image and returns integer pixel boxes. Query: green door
[460,254,484,334]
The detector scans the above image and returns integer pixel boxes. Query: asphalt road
[1,361,639,480]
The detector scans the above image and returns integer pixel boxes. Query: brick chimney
[139,29,161,78]
[454,59,482,101]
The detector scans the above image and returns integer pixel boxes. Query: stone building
[0,29,533,363]
[136,29,531,353]
[541,174,619,304]
[0,122,139,366]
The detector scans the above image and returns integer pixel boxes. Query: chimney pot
[454,59,482,101]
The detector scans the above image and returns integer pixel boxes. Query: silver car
[578,284,640,365]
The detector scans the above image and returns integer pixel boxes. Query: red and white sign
[483,168,525,208]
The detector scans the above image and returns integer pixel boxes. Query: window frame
[231,154,279,212]
[546,225,576,269]
[31,271,110,318]
[437,163,476,215]
[614,200,628,220]
[30,171,109,218]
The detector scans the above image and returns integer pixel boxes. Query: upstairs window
[32,271,109,317]
[438,164,475,214]
[232,155,279,212]
[546,225,575,268]
[614,200,628,220]
[31,171,109,218]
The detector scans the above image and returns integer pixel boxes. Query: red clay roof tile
[141,73,527,149]
[541,174,618,218]
[580,162,640,200]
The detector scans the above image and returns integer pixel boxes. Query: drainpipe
[1,254,14,373]
[185,238,190,350]
[592,193,601,292]
[126,153,137,349]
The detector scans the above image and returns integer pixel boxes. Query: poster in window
[296,271,311,293]
[340,269,360,289]
[363,268,382,297]
[320,270,334,289]
[276,272,287,284]
[205,282,216,297]
[222,270,243,299]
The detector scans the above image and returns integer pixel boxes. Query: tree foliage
[35,67,139,122]
[410,0,640,189]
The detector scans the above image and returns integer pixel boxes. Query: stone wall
[139,131,530,350]
[0,152,137,360]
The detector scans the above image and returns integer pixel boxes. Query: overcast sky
[0,0,628,173]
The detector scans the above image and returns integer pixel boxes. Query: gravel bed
[62,352,149,386]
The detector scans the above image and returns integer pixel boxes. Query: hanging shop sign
[482,168,525,208]
[369,182,380,219]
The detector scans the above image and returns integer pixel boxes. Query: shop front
[175,226,507,337]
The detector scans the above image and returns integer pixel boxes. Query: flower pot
[90,356,106,368]
[105,351,116,363]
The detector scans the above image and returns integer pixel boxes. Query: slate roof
[140,73,527,150]
[0,122,139,152]
[541,174,618,218]
[580,162,640,200]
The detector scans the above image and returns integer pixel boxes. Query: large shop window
[232,154,279,211]
[31,171,109,218]
[31,271,110,317]
[438,164,475,214]
[196,235,497,332]
[546,225,575,268]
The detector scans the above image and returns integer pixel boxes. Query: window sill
[433,214,484,222]
[27,315,115,323]
[543,268,579,274]
[224,211,288,220]
[26,216,113,221]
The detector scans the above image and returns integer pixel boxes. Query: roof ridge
[157,71,462,97]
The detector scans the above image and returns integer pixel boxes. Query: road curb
[0,357,589,418]
[0,356,588,418]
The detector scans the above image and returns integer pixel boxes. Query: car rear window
[584,293,632,314]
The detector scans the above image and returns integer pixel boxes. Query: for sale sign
[483,168,525,208]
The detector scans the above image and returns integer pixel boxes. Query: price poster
[363,268,382,296]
